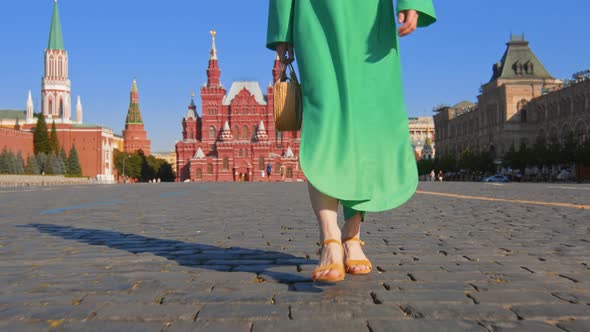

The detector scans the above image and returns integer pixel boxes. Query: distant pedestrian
[430,170,435,182]
[266,163,272,182]
[438,170,443,182]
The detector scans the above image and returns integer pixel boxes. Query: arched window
[258,157,265,170]
[223,157,229,170]
[59,99,64,117]
[58,58,63,77]
[48,98,53,116]
[252,125,257,139]
[239,149,243,157]
[234,125,240,138]
[196,168,202,179]
[209,126,216,139]
[242,125,249,140]
[207,163,213,175]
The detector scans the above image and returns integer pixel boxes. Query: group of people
[429,170,444,182]
[264,162,287,182]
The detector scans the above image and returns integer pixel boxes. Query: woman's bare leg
[308,183,343,280]
[341,212,371,273]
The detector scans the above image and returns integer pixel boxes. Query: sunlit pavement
[0,182,589,331]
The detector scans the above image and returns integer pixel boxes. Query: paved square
[0,182,588,331]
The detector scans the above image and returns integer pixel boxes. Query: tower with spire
[175,31,303,183]
[200,31,227,145]
[122,79,151,155]
[41,0,73,123]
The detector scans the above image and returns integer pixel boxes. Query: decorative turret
[254,120,269,141]
[182,93,198,141]
[26,90,34,123]
[207,31,221,87]
[272,53,282,83]
[220,121,233,141]
[185,92,197,119]
[76,96,83,123]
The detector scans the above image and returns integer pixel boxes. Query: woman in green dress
[267,0,436,282]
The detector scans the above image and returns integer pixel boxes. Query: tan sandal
[311,239,345,282]
[342,237,372,275]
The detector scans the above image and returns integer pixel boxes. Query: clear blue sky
[1,1,588,152]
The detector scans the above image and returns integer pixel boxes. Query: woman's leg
[341,207,371,273]
[308,183,343,280]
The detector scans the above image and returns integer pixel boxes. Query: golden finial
[210,30,216,40]
[191,92,195,98]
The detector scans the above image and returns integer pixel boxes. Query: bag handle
[280,63,299,85]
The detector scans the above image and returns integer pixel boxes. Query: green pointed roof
[47,0,64,50]
[126,80,143,124]
[490,34,553,82]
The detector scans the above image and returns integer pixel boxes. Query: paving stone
[196,303,288,321]
[400,303,518,321]
[167,320,252,332]
[253,319,369,332]
[93,303,202,321]
[53,321,166,332]
[510,304,590,320]
[556,319,590,332]
[489,321,565,331]
[367,320,486,332]
[0,321,52,332]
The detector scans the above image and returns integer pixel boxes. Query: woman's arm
[397,0,437,30]
[266,0,294,50]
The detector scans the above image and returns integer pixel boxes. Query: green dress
[267,0,436,219]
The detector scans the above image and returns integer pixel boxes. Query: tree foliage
[113,149,176,182]
[33,115,50,154]
[67,145,83,177]
[49,121,60,155]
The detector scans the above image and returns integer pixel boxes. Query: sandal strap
[322,239,343,248]
[342,237,365,246]
[345,259,373,269]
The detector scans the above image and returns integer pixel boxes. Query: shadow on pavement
[21,223,326,292]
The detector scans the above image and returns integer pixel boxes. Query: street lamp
[122,154,131,183]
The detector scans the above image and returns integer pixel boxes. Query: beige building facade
[409,117,435,160]
[434,35,589,159]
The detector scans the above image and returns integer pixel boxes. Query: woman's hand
[276,42,295,64]
[398,10,419,37]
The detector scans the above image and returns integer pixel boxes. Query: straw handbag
[273,63,302,131]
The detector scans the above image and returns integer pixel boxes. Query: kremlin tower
[122,79,151,155]
[41,0,79,124]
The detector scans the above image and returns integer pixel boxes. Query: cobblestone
[0,182,588,331]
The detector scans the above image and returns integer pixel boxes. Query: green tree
[0,147,9,174]
[45,153,58,175]
[15,151,25,175]
[36,153,48,174]
[58,148,68,175]
[33,115,50,154]
[25,155,40,175]
[49,121,60,155]
[157,161,176,182]
[67,145,83,177]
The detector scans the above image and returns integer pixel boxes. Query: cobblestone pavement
[0,182,589,331]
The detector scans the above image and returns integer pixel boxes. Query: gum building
[434,35,589,159]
